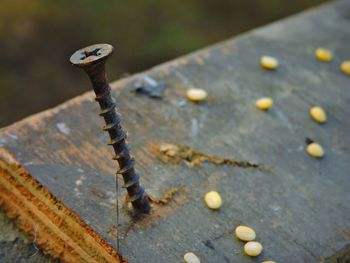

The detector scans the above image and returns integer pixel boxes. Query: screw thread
[96,84,150,213]
[70,44,150,213]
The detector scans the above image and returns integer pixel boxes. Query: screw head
[70,43,114,67]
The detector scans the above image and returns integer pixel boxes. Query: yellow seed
[184,252,201,263]
[310,106,327,123]
[186,88,208,102]
[262,261,276,263]
[235,226,256,241]
[315,48,333,62]
[204,191,222,210]
[260,56,279,70]
[244,241,263,257]
[340,61,350,75]
[256,97,273,111]
[307,142,324,158]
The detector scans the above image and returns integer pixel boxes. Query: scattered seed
[244,241,263,257]
[310,106,327,124]
[184,252,201,263]
[186,88,208,102]
[315,48,333,62]
[204,191,222,210]
[306,142,324,158]
[340,61,350,75]
[256,97,273,111]
[235,226,256,241]
[260,56,279,70]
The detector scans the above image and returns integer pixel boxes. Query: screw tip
[70,43,114,67]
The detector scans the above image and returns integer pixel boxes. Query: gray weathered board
[1,0,350,262]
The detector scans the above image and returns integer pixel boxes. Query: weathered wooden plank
[0,211,58,262]
[1,1,350,262]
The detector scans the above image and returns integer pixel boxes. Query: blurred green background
[0,0,327,127]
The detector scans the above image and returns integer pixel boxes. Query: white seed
[310,106,327,123]
[260,56,279,70]
[244,241,263,257]
[204,191,222,210]
[307,142,324,158]
[315,48,333,62]
[235,226,256,241]
[184,252,201,263]
[340,61,350,75]
[256,97,273,111]
[262,261,276,263]
[186,88,208,102]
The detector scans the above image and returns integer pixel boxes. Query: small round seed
[256,97,273,111]
[186,88,208,102]
[204,191,222,210]
[307,142,324,158]
[310,106,327,123]
[262,261,276,263]
[315,48,333,62]
[184,252,201,263]
[340,61,350,75]
[235,226,256,241]
[244,241,263,257]
[260,56,279,70]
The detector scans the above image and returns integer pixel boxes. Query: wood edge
[0,75,133,133]
[0,147,123,263]
[0,0,337,135]
[0,38,225,134]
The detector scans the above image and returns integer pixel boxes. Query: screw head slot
[81,48,101,60]
[70,43,113,67]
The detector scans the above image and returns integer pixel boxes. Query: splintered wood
[0,148,121,263]
[156,143,263,170]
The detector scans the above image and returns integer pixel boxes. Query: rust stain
[91,188,106,199]
[148,187,180,205]
[152,143,268,171]
[51,139,116,176]
[120,187,190,238]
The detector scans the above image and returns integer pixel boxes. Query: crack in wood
[148,187,180,206]
[155,143,269,172]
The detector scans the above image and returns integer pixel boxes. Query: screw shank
[83,63,110,96]
[71,44,150,213]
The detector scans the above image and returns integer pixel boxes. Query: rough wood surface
[1,1,350,262]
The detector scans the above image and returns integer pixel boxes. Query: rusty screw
[70,43,151,213]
